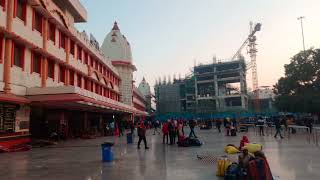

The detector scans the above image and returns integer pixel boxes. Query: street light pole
[297,16,306,52]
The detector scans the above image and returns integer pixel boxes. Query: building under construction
[155,57,248,116]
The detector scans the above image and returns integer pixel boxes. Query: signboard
[0,103,17,133]
[15,105,30,132]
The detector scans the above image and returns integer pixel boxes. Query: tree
[274,48,320,113]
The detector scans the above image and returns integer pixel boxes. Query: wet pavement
[1,128,320,180]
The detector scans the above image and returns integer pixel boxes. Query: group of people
[215,118,237,136]
[238,136,273,180]
[161,119,198,145]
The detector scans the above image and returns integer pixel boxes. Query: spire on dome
[142,77,146,82]
[112,21,120,30]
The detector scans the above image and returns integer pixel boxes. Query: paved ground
[1,127,320,180]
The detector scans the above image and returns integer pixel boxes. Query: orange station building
[0,0,148,147]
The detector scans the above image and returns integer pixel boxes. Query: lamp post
[297,16,306,52]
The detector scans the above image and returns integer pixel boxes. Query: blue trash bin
[101,142,114,162]
[127,133,133,144]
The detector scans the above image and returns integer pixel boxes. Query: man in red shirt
[137,122,149,149]
[162,121,169,144]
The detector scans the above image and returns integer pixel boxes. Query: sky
[77,0,320,91]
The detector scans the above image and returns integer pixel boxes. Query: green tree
[274,48,320,113]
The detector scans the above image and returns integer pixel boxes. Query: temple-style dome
[101,22,132,63]
[138,77,151,97]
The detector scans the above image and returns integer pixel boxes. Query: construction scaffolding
[154,58,248,116]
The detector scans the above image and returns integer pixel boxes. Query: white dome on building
[138,77,151,97]
[101,22,132,62]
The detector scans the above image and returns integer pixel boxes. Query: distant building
[138,77,153,114]
[155,58,248,116]
[249,86,276,112]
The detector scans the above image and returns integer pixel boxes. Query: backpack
[225,163,242,180]
[188,138,202,146]
[216,158,232,177]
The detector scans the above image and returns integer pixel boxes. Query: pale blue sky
[77,0,320,90]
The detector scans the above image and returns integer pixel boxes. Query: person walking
[225,118,232,136]
[304,117,313,134]
[162,121,169,144]
[216,119,222,133]
[130,121,135,135]
[137,122,149,149]
[274,118,284,139]
[118,120,124,137]
[189,119,197,138]
[257,117,265,136]
[177,120,185,143]
[153,120,161,135]
[168,120,176,145]
[173,120,178,142]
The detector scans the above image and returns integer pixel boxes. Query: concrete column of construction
[213,66,219,109]
[41,19,48,87]
[3,0,14,93]
[194,74,198,113]
[239,66,246,109]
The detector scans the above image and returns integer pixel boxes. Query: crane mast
[248,22,260,112]
[232,22,261,112]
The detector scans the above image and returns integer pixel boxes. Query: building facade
[0,0,147,147]
[155,58,248,116]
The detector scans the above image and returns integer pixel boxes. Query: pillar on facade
[3,0,14,93]
[41,19,48,87]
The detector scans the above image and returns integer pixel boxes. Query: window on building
[15,0,27,23]
[98,63,102,73]
[59,65,66,83]
[90,58,94,67]
[94,60,98,70]
[84,52,88,64]
[59,31,66,49]
[84,78,88,90]
[105,89,109,98]
[90,81,94,92]
[47,59,55,79]
[32,52,41,74]
[48,22,55,43]
[70,40,75,56]
[0,0,5,11]
[33,10,43,33]
[77,45,82,61]
[13,43,24,68]
[69,70,74,86]
[77,74,82,87]
[95,83,99,94]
